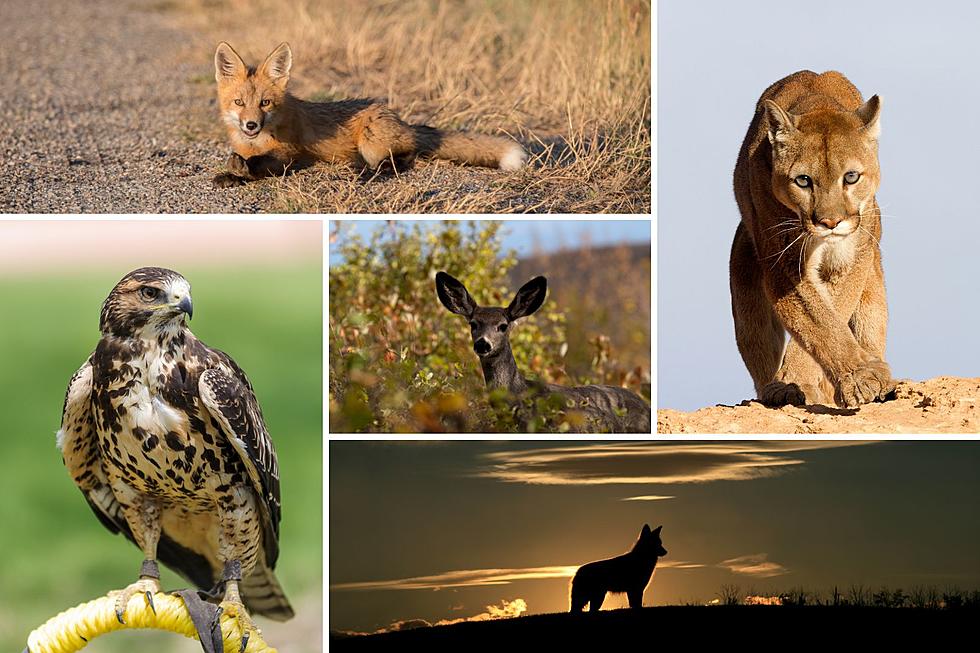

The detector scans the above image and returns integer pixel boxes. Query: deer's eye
[843,171,861,185]
[139,286,160,302]
[497,323,508,332]
[234,99,244,107]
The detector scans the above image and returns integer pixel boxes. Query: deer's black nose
[474,338,491,355]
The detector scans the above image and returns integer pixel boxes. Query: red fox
[212,42,528,187]
[570,524,667,612]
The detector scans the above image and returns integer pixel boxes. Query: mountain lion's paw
[835,360,894,407]
[759,381,806,407]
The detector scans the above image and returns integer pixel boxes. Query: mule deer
[435,271,651,433]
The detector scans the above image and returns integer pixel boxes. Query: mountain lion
[730,70,895,408]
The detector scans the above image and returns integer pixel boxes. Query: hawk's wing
[198,356,282,568]
[58,359,130,536]
[58,358,215,590]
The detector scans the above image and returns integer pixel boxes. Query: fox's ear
[653,525,663,534]
[214,42,247,83]
[259,42,292,88]
[641,524,651,535]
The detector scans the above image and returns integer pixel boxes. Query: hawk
[57,267,293,646]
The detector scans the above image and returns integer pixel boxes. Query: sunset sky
[329,441,980,634]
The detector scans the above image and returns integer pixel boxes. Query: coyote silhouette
[570,524,667,612]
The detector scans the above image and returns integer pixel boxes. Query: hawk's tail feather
[243,565,294,621]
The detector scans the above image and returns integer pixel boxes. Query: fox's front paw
[835,360,895,408]
[226,153,251,177]
[759,381,806,407]
[212,173,246,188]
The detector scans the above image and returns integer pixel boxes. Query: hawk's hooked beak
[177,296,194,320]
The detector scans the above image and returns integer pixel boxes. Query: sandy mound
[658,376,980,434]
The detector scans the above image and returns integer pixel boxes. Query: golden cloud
[719,554,789,578]
[476,441,875,486]
[332,560,703,592]
[435,598,528,625]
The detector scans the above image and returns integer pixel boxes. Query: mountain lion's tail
[413,125,527,170]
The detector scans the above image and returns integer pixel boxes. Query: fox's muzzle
[241,119,262,137]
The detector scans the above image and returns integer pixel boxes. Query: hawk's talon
[110,577,162,625]
[209,605,224,635]
[218,596,258,653]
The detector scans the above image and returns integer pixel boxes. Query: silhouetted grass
[330,594,980,650]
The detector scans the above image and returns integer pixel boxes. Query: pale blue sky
[329,220,650,265]
[659,0,980,411]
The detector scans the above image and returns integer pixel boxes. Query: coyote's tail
[413,125,527,170]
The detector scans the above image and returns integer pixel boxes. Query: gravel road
[0,0,273,213]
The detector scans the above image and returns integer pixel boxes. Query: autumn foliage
[328,221,649,432]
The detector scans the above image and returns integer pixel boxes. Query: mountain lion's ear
[856,95,881,140]
[764,100,797,147]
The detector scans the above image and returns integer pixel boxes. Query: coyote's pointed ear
[653,525,663,534]
[506,276,547,321]
[641,524,652,536]
[215,42,247,83]
[856,95,881,141]
[764,100,797,148]
[436,272,477,317]
[258,42,292,88]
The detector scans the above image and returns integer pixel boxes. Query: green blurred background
[0,222,322,652]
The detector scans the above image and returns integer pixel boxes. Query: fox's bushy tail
[413,125,527,171]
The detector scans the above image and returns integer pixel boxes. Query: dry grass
[171,0,651,213]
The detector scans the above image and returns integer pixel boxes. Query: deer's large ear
[436,271,477,317]
[258,42,292,88]
[214,42,247,83]
[506,276,547,321]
